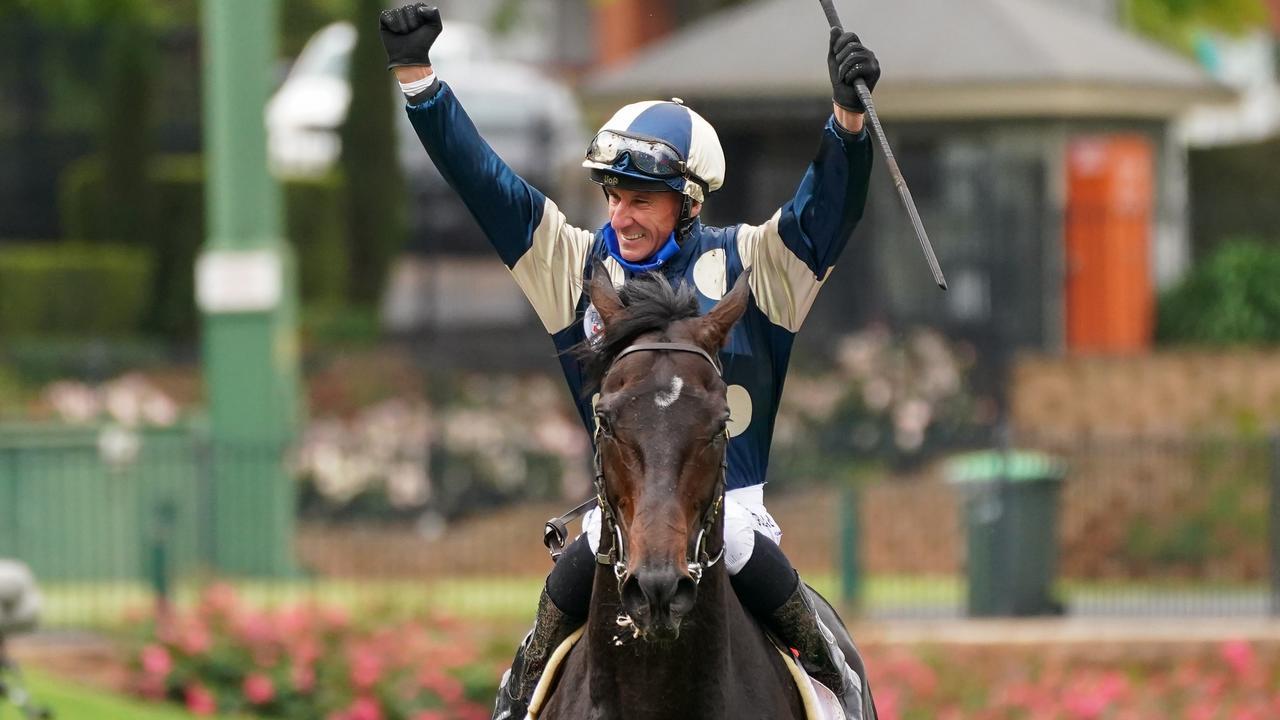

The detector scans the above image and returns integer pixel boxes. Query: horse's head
[583,265,751,640]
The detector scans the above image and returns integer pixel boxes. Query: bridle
[588,341,729,589]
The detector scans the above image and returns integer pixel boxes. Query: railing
[1,425,1276,628]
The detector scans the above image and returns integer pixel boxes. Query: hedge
[60,154,348,336]
[1157,239,1280,345]
[0,243,151,337]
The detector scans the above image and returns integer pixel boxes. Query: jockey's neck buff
[602,222,681,273]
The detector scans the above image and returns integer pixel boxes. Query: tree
[339,0,407,306]
[1123,0,1269,52]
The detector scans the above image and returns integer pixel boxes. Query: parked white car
[267,20,588,255]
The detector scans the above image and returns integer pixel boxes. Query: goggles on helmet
[585,130,688,179]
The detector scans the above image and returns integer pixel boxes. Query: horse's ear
[696,268,752,350]
[588,259,625,328]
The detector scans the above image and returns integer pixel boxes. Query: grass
[10,671,253,720]
[35,573,1269,629]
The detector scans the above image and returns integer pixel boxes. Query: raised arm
[380,4,595,335]
[737,27,880,332]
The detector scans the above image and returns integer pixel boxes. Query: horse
[534,266,875,720]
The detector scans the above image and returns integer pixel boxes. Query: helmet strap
[598,187,700,243]
[677,193,697,241]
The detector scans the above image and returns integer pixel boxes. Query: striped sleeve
[737,210,828,333]
[509,198,596,333]
[405,81,595,333]
[737,118,872,332]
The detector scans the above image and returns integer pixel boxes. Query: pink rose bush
[129,584,495,719]
[863,640,1280,719]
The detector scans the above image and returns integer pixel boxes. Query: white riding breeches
[582,484,782,575]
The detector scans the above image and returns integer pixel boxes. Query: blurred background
[1,0,1279,717]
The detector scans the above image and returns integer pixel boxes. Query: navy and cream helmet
[582,99,725,203]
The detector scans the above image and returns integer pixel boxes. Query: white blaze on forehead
[654,375,684,409]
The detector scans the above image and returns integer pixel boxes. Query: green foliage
[0,242,151,337]
[97,19,157,245]
[1123,0,1268,52]
[60,154,349,337]
[300,304,380,349]
[281,0,352,56]
[1189,137,1280,258]
[147,155,206,336]
[1156,240,1280,345]
[286,174,349,306]
[340,0,407,305]
[1123,440,1267,573]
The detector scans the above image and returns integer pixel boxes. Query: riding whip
[819,0,948,291]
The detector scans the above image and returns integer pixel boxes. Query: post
[839,482,863,611]
[1269,434,1280,617]
[150,501,176,619]
[198,0,301,576]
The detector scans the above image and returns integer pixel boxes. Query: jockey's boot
[492,588,584,720]
[766,583,865,720]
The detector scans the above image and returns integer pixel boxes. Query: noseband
[591,342,728,589]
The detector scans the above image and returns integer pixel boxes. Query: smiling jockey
[379,5,880,718]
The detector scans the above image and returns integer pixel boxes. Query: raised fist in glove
[379,3,443,69]
[827,27,880,113]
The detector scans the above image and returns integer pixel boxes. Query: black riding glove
[379,3,443,69]
[827,27,880,114]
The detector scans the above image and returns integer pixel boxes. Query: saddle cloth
[524,627,841,720]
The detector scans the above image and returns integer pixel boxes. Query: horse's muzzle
[620,567,697,639]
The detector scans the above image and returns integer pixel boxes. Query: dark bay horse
[535,268,808,720]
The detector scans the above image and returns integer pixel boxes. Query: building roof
[584,0,1234,120]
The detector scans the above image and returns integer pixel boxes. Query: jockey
[379,5,880,718]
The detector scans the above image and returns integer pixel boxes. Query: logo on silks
[602,174,619,186]
[583,304,605,343]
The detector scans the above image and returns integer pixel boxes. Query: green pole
[198,0,300,576]
[839,482,863,612]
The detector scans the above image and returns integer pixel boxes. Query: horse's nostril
[624,568,693,622]
[669,575,697,619]
[620,576,651,619]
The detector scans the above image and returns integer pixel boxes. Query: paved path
[853,616,1280,646]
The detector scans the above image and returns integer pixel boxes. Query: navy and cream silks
[406,83,872,492]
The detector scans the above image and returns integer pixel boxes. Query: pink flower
[1221,640,1256,676]
[185,683,217,715]
[455,706,493,720]
[199,582,240,618]
[412,712,446,720]
[234,610,278,646]
[134,674,166,700]
[873,685,900,720]
[323,605,351,630]
[292,662,316,693]
[347,697,383,720]
[140,644,172,676]
[1064,692,1108,719]
[348,645,384,691]
[418,668,464,703]
[178,619,212,655]
[243,672,276,704]
[1186,700,1218,720]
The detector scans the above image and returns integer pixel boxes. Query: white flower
[45,381,99,424]
[863,378,893,411]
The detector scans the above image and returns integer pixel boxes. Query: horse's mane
[573,272,701,395]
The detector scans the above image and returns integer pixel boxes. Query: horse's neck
[586,565,736,718]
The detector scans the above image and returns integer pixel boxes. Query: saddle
[523,585,869,720]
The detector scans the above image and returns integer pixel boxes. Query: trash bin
[948,450,1066,617]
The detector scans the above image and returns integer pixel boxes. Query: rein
[586,338,721,586]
